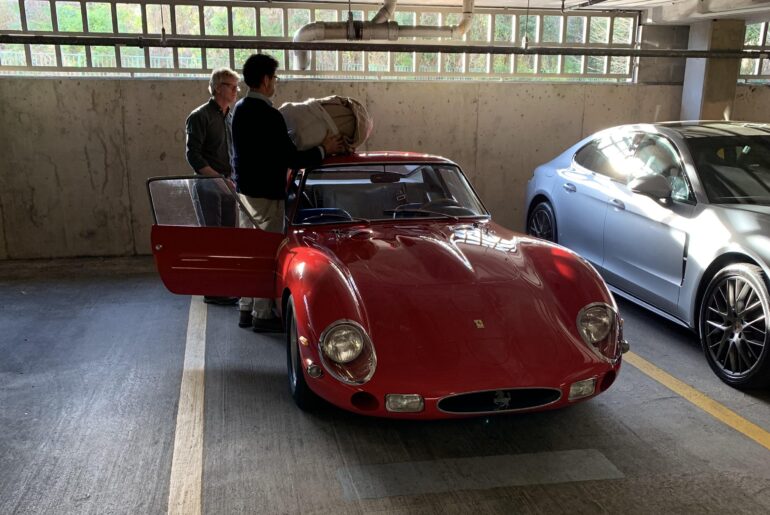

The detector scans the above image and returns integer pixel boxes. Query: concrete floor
[1,257,769,514]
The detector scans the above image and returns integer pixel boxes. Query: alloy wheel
[703,275,767,379]
[528,204,555,242]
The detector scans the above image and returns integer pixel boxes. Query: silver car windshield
[686,135,770,205]
[293,164,488,224]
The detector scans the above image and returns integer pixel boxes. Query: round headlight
[320,323,364,363]
[577,303,613,345]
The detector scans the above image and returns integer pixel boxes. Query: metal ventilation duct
[292,0,475,70]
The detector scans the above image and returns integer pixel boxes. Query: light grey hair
[208,68,240,96]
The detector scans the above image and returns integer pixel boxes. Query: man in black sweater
[232,54,344,331]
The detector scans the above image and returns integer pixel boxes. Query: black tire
[527,201,557,243]
[286,299,318,409]
[699,264,770,389]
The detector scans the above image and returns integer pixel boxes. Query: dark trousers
[192,180,237,227]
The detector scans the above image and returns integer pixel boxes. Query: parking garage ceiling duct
[292,0,475,69]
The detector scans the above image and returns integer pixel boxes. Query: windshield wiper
[388,208,460,221]
[300,213,371,225]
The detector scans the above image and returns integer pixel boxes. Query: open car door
[147,176,283,298]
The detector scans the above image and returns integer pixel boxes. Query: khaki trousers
[238,195,284,319]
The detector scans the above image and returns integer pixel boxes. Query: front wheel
[527,201,557,243]
[699,264,770,389]
[286,299,318,409]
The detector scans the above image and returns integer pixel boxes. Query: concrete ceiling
[316,0,770,24]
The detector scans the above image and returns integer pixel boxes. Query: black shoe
[238,311,253,328]
[252,317,283,333]
[204,296,239,306]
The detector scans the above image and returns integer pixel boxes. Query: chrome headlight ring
[576,302,621,362]
[318,319,377,385]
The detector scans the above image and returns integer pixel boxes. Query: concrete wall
[0,78,685,259]
[637,25,690,84]
[734,84,770,121]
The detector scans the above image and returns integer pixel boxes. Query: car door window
[629,134,693,203]
[148,176,256,228]
[574,132,635,182]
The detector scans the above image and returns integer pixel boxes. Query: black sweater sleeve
[233,98,323,199]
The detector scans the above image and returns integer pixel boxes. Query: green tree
[87,3,112,33]
[116,3,141,33]
[176,6,200,36]
[542,16,561,43]
[494,15,512,42]
[745,23,763,46]
[232,8,256,36]
[0,0,22,30]
[26,0,52,31]
[288,8,309,36]
[260,8,283,37]
[612,17,633,45]
[56,2,82,32]
[589,17,609,44]
[204,6,228,36]
[566,16,585,43]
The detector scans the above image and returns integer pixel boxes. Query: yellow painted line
[167,297,206,515]
[624,351,770,452]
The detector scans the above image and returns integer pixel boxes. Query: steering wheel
[420,198,462,210]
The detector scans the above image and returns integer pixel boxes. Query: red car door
[148,176,283,298]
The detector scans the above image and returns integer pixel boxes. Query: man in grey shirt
[185,67,240,305]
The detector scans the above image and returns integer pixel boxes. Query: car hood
[715,203,770,217]
[310,222,613,393]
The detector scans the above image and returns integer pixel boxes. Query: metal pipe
[0,34,766,59]
[567,0,613,9]
[292,0,475,70]
[371,0,397,23]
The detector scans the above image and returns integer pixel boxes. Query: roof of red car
[321,151,455,166]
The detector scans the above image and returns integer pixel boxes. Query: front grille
[437,388,561,414]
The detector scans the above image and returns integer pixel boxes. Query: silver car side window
[630,134,694,203]
[574,133,635,182]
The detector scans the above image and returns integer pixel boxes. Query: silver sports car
[525,121,770,388]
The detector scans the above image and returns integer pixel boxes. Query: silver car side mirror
[629,174,673,202]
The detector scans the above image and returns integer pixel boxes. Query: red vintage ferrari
[148,152,627,418]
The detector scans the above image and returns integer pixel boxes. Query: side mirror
[629,174,672,201]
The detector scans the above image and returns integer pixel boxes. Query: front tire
[286,299,318,410]
[699,264,770,389]
[527,201,557,243]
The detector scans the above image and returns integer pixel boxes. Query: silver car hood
[714,203,770,218]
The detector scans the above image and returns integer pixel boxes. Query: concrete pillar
[636,25,689,85]
[681,19,745,120]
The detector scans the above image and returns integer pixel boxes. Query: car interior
[292,165,484,223]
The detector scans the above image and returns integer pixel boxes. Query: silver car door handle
[610,199,625,210]
[562,183,577,193]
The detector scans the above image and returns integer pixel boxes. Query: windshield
[293,163,488,225]
[686,135,770,205]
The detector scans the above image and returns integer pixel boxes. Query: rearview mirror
[371,172,401,183]
[629,174,672,201]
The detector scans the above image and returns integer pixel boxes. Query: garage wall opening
[0,1,638,82]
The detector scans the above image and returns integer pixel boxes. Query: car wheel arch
[694,252,768,333]
[526,195,558,243]
[281,287,293,327]
[527,194,553,222]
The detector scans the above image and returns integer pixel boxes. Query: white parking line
[167,297,207,515]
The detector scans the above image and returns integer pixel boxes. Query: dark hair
[242,54,278,88]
